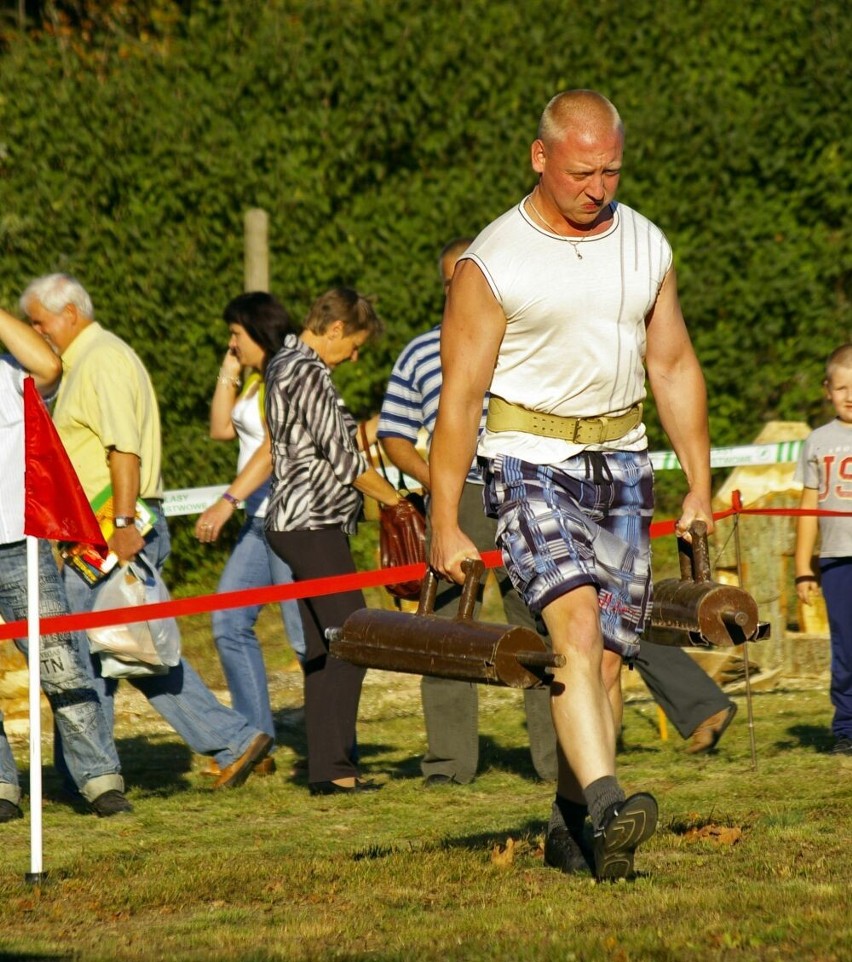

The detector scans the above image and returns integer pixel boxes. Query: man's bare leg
[542,587,656,879]
[603,650,624,736]
[544,587,616,788]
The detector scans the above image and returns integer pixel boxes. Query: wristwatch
[113,516,136,528]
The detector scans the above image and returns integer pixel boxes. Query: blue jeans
[61,513,263,769]
[0,539,123,804]
[819,558,852,740]
[213,515,305,742]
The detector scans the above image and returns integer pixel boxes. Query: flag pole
[21,375,109,882]
[25,534,45,884]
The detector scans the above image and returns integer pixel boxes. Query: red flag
[23,376,106,547]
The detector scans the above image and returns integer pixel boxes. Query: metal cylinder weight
[327,559,564,689]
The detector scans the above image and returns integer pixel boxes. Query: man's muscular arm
[429,260,505,583]
[645,267,713,536]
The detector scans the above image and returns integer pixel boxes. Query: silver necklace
[526,194,583,260]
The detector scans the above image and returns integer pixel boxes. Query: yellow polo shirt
[53,322,164,502]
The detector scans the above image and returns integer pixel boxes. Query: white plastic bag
[87,556,181,678]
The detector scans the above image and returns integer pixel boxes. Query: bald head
[537,90,623,147]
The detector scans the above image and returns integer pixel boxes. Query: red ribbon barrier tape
[0,558,441,642]
[0,504,845,644]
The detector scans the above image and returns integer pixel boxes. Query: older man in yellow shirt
[24,273,272,790]
[45,309,163,536]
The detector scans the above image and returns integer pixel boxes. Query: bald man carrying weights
[429,90,714,880]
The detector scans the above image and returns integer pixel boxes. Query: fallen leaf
[683,824,743,845]
[491,837,515,868]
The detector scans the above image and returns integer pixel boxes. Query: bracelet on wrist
[217,374,241,388]
[795,575,817,585]
[221,492,240,507]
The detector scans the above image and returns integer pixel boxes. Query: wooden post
[244,208,269,293]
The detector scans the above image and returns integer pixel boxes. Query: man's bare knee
[541,586,602,657]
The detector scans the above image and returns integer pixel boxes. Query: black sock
[584,775,625,832]
[548,795,588,840]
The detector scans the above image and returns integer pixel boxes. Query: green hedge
[1,0,849,588]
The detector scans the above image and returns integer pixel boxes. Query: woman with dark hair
[195,292,306,777]
[265,288,404,795]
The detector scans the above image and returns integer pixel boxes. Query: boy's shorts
[482,450,654,661]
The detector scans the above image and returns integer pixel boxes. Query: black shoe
[592,792,658,881]
[90,790,133,818]
[830,737,852,756]
[544,828,593,875]
[308,779,381,796]
[423,773,458,788]
[0,798,23,823]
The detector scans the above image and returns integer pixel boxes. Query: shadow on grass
[361,735,550,784]
[0,955,73,961]
[351,818,545,861]
[782,723,834,753]
[478,735,553,781]
[272,708,559,784]
[357,742,422,779]
[273,705,307,756]
[32,734,193,812]
[616,738,661,756]
[114,734,195,796]
[440,819,546,852]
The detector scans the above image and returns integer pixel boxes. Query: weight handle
[677,520,711,583]
[417,558,485,618]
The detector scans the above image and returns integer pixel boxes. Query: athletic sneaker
[592,792,658,881]
[544,828,593,875]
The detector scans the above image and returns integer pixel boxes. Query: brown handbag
[378,497,427,600]
[360,424,427,600]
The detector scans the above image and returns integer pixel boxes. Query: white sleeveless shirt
[231,379,270,518]
[463,199,672,464]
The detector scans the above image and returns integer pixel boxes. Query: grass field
[1,600,850,962]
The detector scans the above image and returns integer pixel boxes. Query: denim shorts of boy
[482,450,655,661]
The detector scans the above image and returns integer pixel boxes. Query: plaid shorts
[482,451,654,660]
